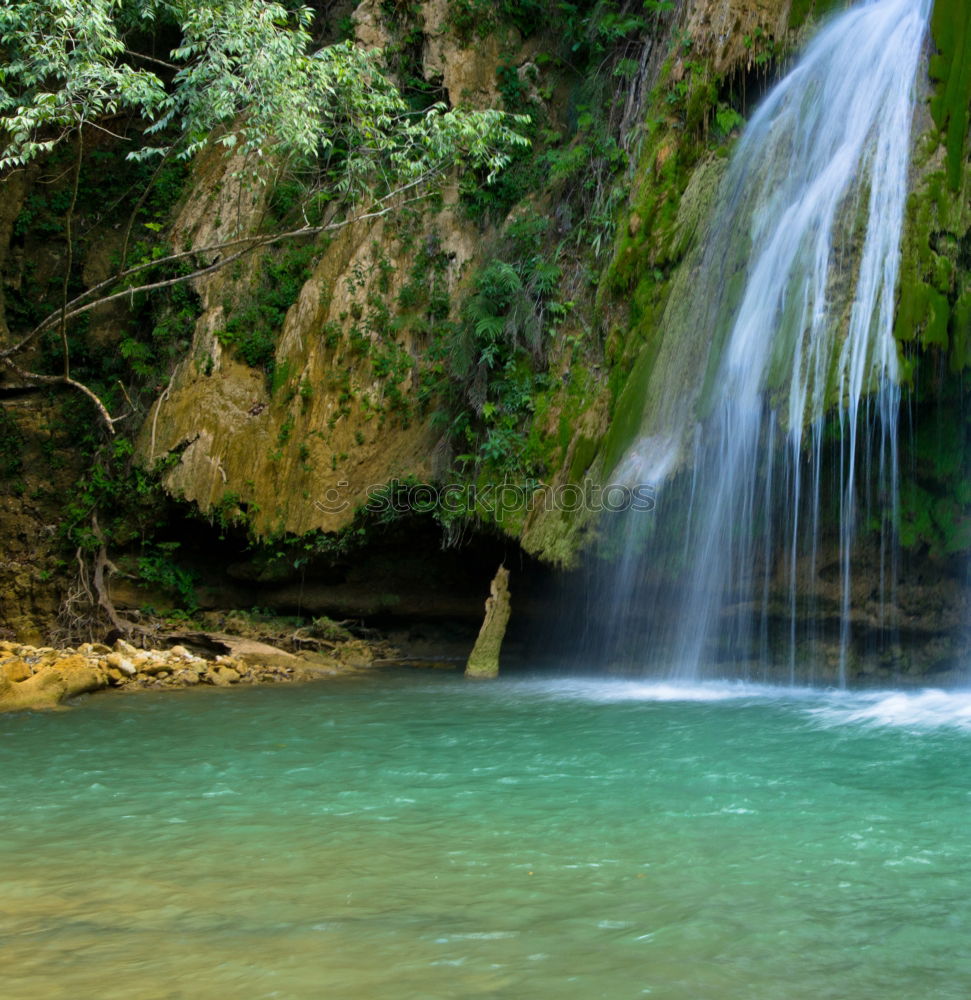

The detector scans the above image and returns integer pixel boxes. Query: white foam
[502,678,971,731]
[809,689,971,730]
[521,679,819,704]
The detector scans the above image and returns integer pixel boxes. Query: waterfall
[596,0,932,683]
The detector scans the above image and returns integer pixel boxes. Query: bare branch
[2,175,447,362]
[2,357,117,432]
[124,48,180,71]
[60,131,84,379]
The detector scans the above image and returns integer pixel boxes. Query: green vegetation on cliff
[928,0,971,192]
[894,0,971,371]
[0,0,527,433]
[2,0,970,638]
[0,0,528,626]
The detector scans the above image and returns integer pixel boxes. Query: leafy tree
[0,0,528,426]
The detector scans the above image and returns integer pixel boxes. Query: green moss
[929,0,971,192]
[568,434,599,481]
[788,0,846,33]
[893,0,971,374]
[600,344,654,476]
[596,51,738,476]
[894,1,970,373]
[895,162,970,369]
[893,368,971,556]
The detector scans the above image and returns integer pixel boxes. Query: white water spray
[600,0,932,682]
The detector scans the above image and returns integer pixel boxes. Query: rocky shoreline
[0,627,401,712]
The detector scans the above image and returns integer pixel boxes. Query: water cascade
[597,0,933,682]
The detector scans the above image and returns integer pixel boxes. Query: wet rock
[337,640,374,669]
[0,653,107,711]
[138,653,176,676]
[105,652,136,676]
[1,659,32,683]
[465,565,511,679]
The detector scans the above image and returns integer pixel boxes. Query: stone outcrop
[0,652,106,711]
[0,628,398,712]
[683,0,794,74]
[135,0,559,544]
[139,190,480,536]
[419,0,515,108]
[465,565,511,678]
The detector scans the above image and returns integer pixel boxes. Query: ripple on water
[2,674,971,1000]
[808,688,971,730]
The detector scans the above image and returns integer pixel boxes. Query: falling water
[597,0,932,683]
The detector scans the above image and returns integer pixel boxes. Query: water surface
[2,674,970,998]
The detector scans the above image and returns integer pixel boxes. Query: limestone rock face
[683,0,793,74]
[133,0,573,541]
[352,0,525,108]
[420,0,512,108]
[132,0,825,570]
[465,566,511,679]
[352,0,393,51]
[139,173,488,536]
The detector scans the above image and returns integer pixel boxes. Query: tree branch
[1,357,118,432]
[119,144,176,271]
[60,129,84,379]
[1,170,445,433]
[124,48,180,71]
[2,175,446,362]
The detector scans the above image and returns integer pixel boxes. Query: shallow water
[3,674,971,999]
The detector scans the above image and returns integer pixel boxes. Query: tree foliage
[0,0,526,183]
[0,0,528,429]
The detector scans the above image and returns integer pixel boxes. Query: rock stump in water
[465,566,510,679]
